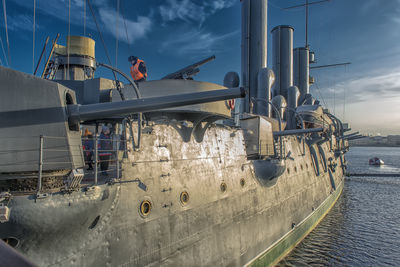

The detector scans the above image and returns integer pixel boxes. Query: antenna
[283,0,330,48]
[310,62,351,69]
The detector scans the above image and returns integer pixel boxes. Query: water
[278,146,400,266]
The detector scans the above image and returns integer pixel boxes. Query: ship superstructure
[0,0,353,266]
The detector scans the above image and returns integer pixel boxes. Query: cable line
[115,0,119,68]
[83,0,86,36]
[120,0,132,52]
[86,0,124,100]
[0,34,5,66]
[67,0,71,79]
[2,0,10,66]
[32,0,36,73]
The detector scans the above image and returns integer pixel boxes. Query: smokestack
[241,0,268,114]
[271,25,294,100]
[293,47,310,104]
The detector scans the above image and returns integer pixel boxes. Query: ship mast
[283,0,330,48]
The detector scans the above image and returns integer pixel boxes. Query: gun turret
[68,86,245,125]
[161,56,216,80]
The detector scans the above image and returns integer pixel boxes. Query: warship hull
[0,122,345,266]
[0,0,350,265]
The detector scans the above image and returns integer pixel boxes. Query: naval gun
[161,55,216,80]
[0,66,244,173]
[67,86,245,125]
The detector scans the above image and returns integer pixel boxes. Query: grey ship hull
[1,123,345,266]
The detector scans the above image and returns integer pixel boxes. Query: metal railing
[0,134,128,194]
[81,135,127,186]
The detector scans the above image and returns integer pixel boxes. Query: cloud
[160,28,239,56]
[315,67,400,105]
[8,0,152,44]
[7,14,38,32]
[159,0,236,25]
[98,8,152,44]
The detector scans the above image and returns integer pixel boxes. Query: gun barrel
[273,128,324,137]
[161,55,216,80]
[338,132,360,139]
[346,135,366,141]
[68,87,245,123]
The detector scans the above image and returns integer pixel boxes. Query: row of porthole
[287,163,309,175]
[139,178,247,217]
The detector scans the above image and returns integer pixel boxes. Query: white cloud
[320,68,400,104]
[8,0,152,44]
[98,8,152,44]
[160,28,238,56]
[312,67,400,134]
[159,0,236,25]
[7,14,38,32]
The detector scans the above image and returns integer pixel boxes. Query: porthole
[139,200,152,217]
[220,182,227,192]
[294,166,297,173]
[301,164,304,171]
[306,163,309,169]
[180,191,189,205]
[287,168,290,174]
[240,178,246,187]
[2,237,19,248]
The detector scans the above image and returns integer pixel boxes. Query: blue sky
[1,0,400,135]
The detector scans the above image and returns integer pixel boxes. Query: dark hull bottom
[249,180,344,266]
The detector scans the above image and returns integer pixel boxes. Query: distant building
[387,135,400,146]
[349,135,400,147]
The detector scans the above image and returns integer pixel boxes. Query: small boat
[369,157,384,166]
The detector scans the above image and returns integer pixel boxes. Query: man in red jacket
[128,56,147,84]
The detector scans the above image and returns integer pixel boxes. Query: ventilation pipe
[271,25,294,100]
[256,68,275,116]
[241,0,268,114]
[271,95,287,121]
[223,72,240,88]
[294,47,310,105]
[287,86,300,129]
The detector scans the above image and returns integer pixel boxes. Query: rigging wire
[83,0,86,36]
[86,0,124,100]
[115,0,119,68]
[0,34,6,66]
[313,81,330,110]
[342,65,347,121]
[32,0,36,73]
[120,0,132,52]
[2,0,10,66]
[67,0,71,79]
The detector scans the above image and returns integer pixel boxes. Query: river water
[278,146,400,266]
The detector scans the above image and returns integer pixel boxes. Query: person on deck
[99,126,112,176]
[83,129,94,171]
[128,56,147,84]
